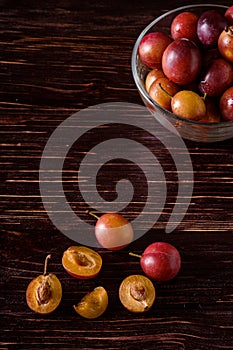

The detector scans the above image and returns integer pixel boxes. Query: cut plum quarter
[74,286,108,319]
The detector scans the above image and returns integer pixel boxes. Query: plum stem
[43,254,51,275]
[225,26,233,35]
[159,83,172,98]
[129,252,142,259]
[87,210,100,220]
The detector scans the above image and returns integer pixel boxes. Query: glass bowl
[131,4,233,143]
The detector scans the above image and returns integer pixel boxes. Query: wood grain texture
[1,0,233,349]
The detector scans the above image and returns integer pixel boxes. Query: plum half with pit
[26,255,62,314]
[119,275,156,313]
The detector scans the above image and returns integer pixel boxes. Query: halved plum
[119,275,156,313]
[62,246,102,279]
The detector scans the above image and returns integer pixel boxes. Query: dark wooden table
[1,0,233,349]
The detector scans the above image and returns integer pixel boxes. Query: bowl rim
[131,3,233,127]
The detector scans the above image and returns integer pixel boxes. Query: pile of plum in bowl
[132,4,233,142]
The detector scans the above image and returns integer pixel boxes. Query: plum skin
[162,38,202,85]
[95,213,134,250]
[220,86,233,121]
[218,27,233,64]
[138,32,172,69]
[197,10,227,46]
[171,11,199,43]
[199,58,233,97]
[140,242,181,282]
[225,6,233,24]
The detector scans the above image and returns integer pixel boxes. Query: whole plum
[171,11,199,43]
[162,38,202,85]
[225,6,233,24]
[138,32,172,69]
[218,26,233,64]
[220,86,233,121]
[129,242,181,282]
[148,77,179,111]
[197,10,227,46]
[199,58,233,97]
